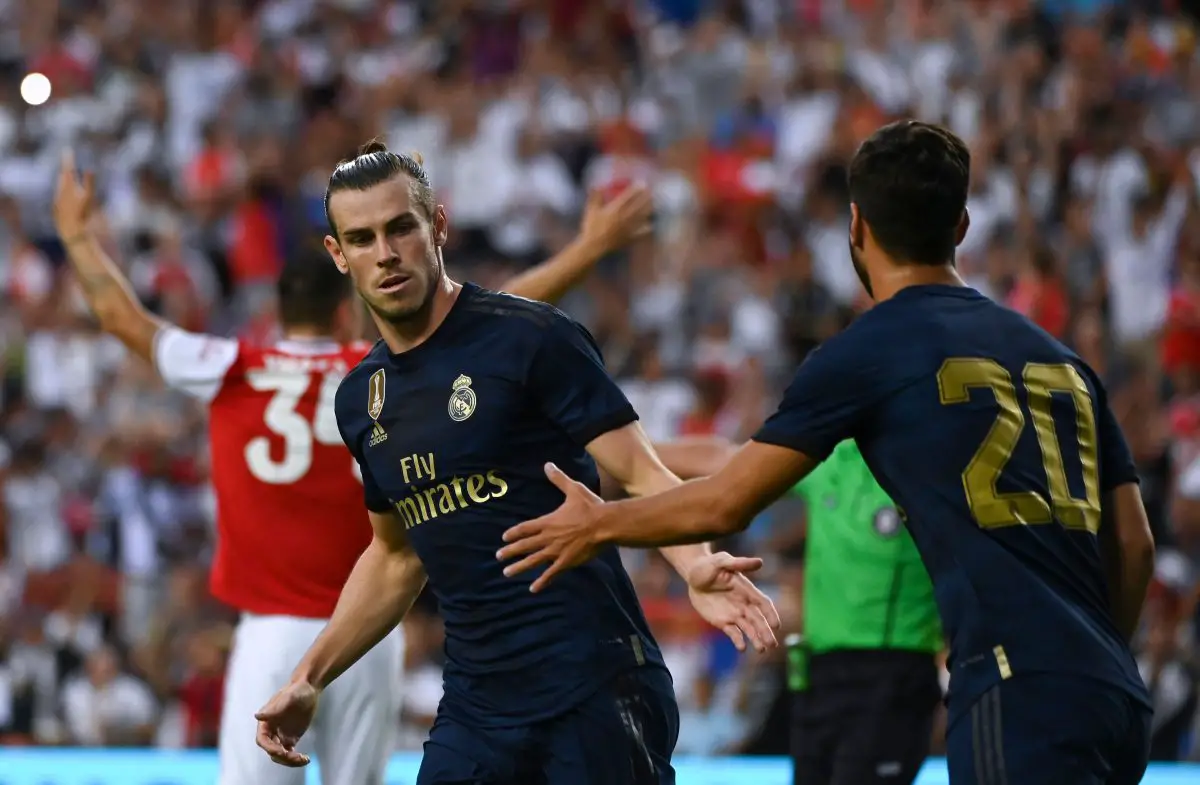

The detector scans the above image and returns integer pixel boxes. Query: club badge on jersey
[368,368,388,447]
[448,374,477,422]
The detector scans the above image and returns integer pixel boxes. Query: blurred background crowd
[1,0,1200,763]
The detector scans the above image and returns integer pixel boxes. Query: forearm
[620,463,713,577]
[600,476,744,549]
[499,237,607,304]
[291,539,426,690]
[62,233,161,358]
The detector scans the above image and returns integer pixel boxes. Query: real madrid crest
[448,374,477,422]
[368,369,386,421]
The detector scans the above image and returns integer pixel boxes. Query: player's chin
[368,290,425,320]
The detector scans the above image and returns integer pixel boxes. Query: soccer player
[252,143,780,785]
[499,121,1158,785]
[51,146,659,785]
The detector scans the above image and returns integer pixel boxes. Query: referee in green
[654,437,943,785]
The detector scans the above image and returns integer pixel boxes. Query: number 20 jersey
[752,285,1150,722]
[154,326,372,618]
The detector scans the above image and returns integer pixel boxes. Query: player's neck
[870,263,965,303]
[377,277,462,355]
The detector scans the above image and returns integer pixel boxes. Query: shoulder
[464,286,599,356]
[464,287,574,333]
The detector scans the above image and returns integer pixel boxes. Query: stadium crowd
[0,0,1199,762]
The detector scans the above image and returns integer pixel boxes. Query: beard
[360,253,443,324]
[850,240,873,298]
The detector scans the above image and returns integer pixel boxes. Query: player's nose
[373,239,401,267]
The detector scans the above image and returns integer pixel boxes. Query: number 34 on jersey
[244,367,361,485]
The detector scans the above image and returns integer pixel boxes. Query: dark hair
[323,139,434,237]
[276,253,353,331]
[847,120,970,266]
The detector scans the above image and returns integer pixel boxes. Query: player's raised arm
[53,149,165,363]
[497,187,652,303]
[255,506,426,767]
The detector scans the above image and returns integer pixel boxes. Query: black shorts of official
[945,673,1151,785]
[792,649,941,785]
[417,666,679,785]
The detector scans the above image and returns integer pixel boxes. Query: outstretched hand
[498,465,782,653]
[682,551,781,652]
[498,463,604,593]
[53,148,96,241]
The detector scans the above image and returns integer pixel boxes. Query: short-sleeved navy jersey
[754,285,1149,722]
[336,283,665,727]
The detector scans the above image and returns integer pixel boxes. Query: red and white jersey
[154,327,374,619]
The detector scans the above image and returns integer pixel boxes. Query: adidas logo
[369,422,388,447]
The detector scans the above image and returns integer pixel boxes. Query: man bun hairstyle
[324,139,435,237]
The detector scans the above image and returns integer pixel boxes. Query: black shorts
[792,649,941,785]
[945,674,1151,785]
[418,666,679,785]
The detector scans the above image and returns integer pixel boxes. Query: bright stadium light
[20,72,51,106]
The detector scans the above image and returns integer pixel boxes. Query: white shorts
[217,614,404,785]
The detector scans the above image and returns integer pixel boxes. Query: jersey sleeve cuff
[1100,471,1141,491]
[365,498,394,513]
[569,405,639,446]
[751,428,834,463]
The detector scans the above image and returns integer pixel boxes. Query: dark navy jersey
[336,283,665,726]
[754,285,1149,722]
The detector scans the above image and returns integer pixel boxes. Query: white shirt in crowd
[61,673,157,746]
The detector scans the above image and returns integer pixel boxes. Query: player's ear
[954,209,970,248]
[849,203,865,251]
[324,235,350,275]
[432,205,448,247]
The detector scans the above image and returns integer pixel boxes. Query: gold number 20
[937,359,1102,535]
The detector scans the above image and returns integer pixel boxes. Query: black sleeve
[1090,372,1139,491]
[525,314,638,446]
[753,327,884,462]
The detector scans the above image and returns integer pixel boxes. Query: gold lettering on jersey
[393,470,509,530]
[400,453,437,484]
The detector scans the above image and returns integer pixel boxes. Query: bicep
[1102,483,1153,550]
[368,509,418,556]
[153,327,239,404]
[586,422,661,484]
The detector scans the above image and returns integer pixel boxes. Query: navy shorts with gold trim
[417,666,678,785]
[945,674,1150,785]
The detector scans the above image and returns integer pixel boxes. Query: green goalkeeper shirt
[793,440,942,655]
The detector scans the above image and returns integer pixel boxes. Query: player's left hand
[682,552,781,653]
[498,463,605,592]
